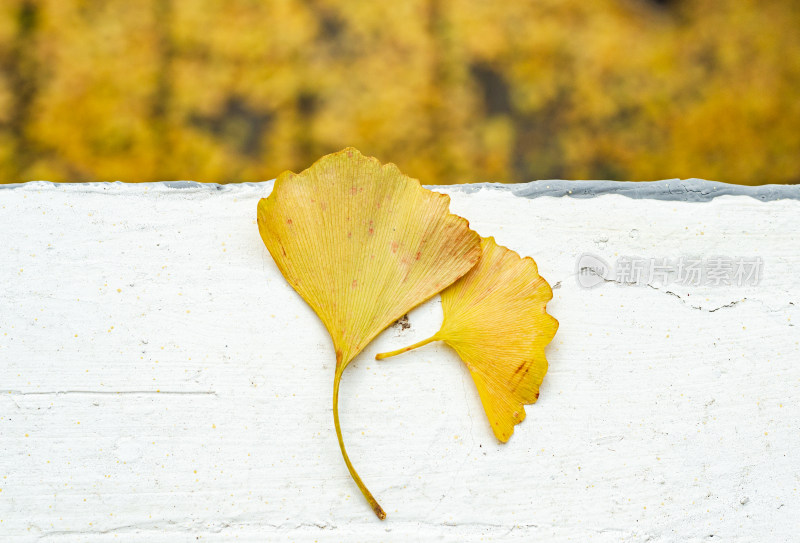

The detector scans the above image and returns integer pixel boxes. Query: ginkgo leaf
[376,236,558,443]
[257,148,481,518]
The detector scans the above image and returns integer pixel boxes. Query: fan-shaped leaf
[376,236,558,442]
[257,148,481,518]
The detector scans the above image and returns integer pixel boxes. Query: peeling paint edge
[1,178,798,202]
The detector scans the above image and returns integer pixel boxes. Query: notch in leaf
[257,148,481,518]
[377,236,558,442]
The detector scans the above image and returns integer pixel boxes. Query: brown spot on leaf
[391,241,399,253]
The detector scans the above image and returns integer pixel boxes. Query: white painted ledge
[1,181,798,542]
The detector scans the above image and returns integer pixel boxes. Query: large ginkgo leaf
[257,148,481,518]
[376,236,558,442]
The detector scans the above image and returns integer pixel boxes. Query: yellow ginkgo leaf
[376,236,558,442]
[257,148,481,519]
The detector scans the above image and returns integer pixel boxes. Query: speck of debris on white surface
[0,181,798,542]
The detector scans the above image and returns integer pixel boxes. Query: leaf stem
[375,334,439,360]
[333,367,386,520]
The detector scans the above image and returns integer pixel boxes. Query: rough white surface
[0,182,798,542]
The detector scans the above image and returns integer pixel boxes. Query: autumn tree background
[1,0,798,185]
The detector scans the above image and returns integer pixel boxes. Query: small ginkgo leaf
[376,236,558,443]
[257,148,481,518]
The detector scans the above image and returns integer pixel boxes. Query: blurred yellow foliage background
[1,0,798,185]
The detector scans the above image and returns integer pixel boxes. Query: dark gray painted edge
[430,178,800,202]
[2,178,799,201]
